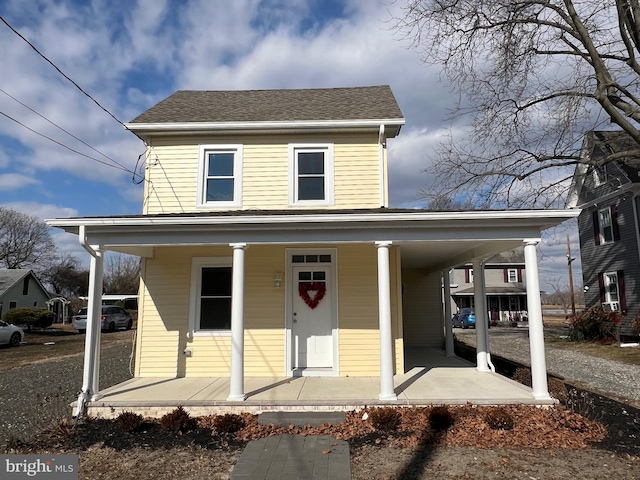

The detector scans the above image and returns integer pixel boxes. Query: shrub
[632,311,640,336]
[368,407,401,432]
[116,411,144,432]
[3,308,54,332]
[512,367,532,387]
[548,378,568,403]
[212,413,245,434]
[160,406,196,434]
[429,406,454,432]
[484,407,514,430]
[568,305,618,343]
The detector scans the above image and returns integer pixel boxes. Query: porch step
[258,411,346,428]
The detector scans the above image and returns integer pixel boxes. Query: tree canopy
[394,0,640,208]
[0,207,56,269]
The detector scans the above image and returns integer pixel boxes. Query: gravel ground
[455,327,640,404]
[0,341,132,449]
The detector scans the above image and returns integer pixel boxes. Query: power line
[0,14,126,127]
[0,87,135,174]
[0,109,132,173]
[0,14,147,148]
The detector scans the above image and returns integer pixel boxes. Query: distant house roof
[0,269,51,300]
[453,286,527,296]
[127,85,405,136]
[583,130,640,182]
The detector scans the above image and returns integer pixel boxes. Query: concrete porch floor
[86,348,553,418]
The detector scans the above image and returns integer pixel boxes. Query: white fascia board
[46,209,579,230]
[124,118,406,134]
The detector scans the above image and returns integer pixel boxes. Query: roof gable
[0,269,51,300]
[128,85,404,129]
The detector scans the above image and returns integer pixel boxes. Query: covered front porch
[84,348,553,419]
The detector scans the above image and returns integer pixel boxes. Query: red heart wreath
[298,282,327,309]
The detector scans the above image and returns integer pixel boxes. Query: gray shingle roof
[129,85,404,125]
[0,269,30,297]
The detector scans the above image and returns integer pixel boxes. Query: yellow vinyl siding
[402,270,443,348]
[336,244,403,376]
[137,245,286,377]
[143,133,381,214]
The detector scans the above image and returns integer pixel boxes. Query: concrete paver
[231,434,350,480]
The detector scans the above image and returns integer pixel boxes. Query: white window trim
[603,271,619,303]
[188,256,233,337]
[507,268,518,283]
[197,144,243,208]
[288,143,334,206]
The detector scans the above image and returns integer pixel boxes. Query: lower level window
[199,266,232,330]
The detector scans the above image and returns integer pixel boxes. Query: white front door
[292,266,332,368]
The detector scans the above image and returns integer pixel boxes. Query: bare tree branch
[393,0,640,207]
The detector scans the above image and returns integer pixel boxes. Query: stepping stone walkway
[231,412,351,479]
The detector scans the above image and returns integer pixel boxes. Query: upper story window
[593,205,620,245]
[197,145,243,208]
[592,165,607,187]
[464,268,474,284]
[289,143,334,206]
[507,268,518,283]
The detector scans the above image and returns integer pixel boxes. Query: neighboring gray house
[568,130,640,339]
[0,269,51,318]
[450,248,528,324]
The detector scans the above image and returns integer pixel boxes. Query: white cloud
[0,173,39,191]
[1,201,78,221]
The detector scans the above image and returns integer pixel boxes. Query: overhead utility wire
[0,110,131,172]
[0,15,126,127]
[0,87,134,174]
[0,14,147,149]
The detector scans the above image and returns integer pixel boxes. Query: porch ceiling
[46,209,579,272]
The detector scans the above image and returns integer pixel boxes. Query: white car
[72,305,133,333]
[0,320,24,347]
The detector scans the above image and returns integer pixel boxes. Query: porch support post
[75,243,104,415]
[473,258,490,372]
[375,241,397,401]
[524,240,551,399]
[443,269,454,356]
[227,243,247,402]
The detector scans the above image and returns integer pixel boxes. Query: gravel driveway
[0,342,132,448]
[455,327,640,405]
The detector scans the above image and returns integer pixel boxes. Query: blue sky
[0,0,580,291]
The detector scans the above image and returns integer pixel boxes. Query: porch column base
[379,393,398,401]
[226,393,247,402]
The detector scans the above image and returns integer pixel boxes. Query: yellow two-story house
[48,86,578,415]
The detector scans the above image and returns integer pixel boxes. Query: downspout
[74,225,102,417]
[379,124,387,207]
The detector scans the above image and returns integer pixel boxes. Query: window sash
[507,269,518,283]
[289,144,334,206]
[599,208,613,243]
[198,145,242,207]
[604,273,619,303]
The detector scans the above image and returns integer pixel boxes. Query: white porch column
[375,241,397,401]
[74,247,104,415]
[227,243,247,402]
[443,269,454,357]
[473,258,490,372]
[524,240,551,399]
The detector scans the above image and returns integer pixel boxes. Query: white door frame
[285,248,339,376]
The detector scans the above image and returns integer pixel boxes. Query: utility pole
[567,234,576,318]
